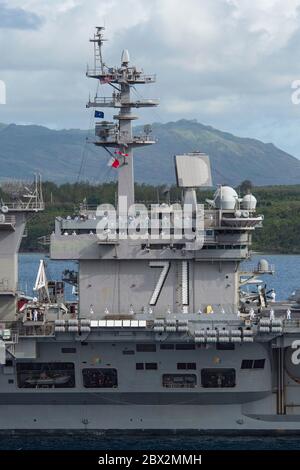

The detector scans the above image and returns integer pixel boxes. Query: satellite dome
[241,193,257,210]
[258,259,269,273]
[214,186,238,210]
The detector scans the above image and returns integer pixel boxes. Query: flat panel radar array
[175,153,212,188]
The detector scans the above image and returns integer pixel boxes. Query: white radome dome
[241,193,257,210]
[214,186,238,210]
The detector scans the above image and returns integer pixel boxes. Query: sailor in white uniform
[270,289,276,303]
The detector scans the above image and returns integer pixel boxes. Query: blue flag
[95,111,104,118]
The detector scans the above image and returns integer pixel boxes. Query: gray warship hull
[1,26,300,433]
[1,318,300,432]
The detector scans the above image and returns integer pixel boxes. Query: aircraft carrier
[0,27,300,432]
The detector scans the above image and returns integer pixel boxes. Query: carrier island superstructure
[1,27,300,432]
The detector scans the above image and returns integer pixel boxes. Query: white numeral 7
[149,261,170,305]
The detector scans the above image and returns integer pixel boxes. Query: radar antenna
[87,27,159,208]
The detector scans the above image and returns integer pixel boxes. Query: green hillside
[0,120,300,186]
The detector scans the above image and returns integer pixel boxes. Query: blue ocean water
[2,435,300,450]
[2,252,299,451]
[242,254,300,301]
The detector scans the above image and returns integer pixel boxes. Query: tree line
[3,180,298,253]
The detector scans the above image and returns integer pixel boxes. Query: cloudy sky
[1,0,300,157]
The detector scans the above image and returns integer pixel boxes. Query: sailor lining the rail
[33,309,38,322]
[270,289,276,303]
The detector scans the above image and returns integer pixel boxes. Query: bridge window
[162,374,197,388]
[254,359,265,369]
[177,363,196,370]
[136,363,158,370]
[201,368,236,388]
[241,359,265,370]
[82,368,118,388]
[175,344,195,350]
[16,363,75,388]
[241,360,253,369]
[160,344,174,350]
[145,363,158,370]
[217,343,235,350]
[136,344,156,352]
[61,348,76,354]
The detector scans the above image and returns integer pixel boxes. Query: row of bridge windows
[61,343,238,354]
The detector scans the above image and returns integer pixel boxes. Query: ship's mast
[87,27,158,209]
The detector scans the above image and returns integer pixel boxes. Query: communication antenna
[144,124,152,137]
[89,26,107,74]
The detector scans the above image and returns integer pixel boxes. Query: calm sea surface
[1,253,300,450]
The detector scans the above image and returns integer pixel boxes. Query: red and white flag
[115,150,129,157]
[107,157,120,169]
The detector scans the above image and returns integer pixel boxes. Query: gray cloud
[0,2,43,30]
[1,0,300,158]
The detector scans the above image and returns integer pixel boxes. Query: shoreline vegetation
[1,181,299,254]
